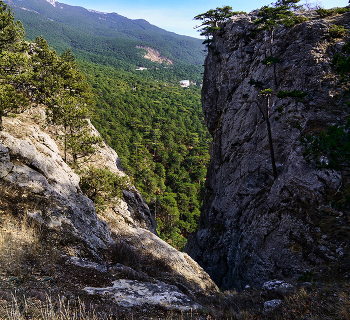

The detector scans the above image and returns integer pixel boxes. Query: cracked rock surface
[186,12,350,290]
[84,279,201,311]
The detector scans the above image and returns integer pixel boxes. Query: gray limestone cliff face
[186,12,350,290]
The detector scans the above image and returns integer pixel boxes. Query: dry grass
[0,294,114,320]
[0,294,221,320]
[0,215,41,277]
[0,215,349,320]
[0,213,61,282]
[277,286,350,320]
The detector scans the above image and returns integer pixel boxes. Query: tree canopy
[0,1,28,130]
[83,62,211,250]
[194,6,245,39]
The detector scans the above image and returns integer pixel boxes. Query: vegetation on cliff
[2,0,350,318]
[0,0,27,130]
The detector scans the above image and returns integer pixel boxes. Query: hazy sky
[56,0,347,38]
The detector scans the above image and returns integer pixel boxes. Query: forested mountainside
[4,0,204,69]
[0,1,219,317]
[186,3,350,292]
[6,0,210,249]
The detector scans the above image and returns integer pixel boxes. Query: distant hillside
[5,0,204,69]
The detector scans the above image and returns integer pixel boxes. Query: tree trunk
[154,197,157,219]
[64,124,67,162]
[269,29,278,87]
[273,63,277,87]
[266,97,278,179]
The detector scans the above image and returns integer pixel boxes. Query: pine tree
[0,1,28,131]
[46,92,101,163]
[0,1,24,52]
[194,6,245,44]
[29,36,60,102]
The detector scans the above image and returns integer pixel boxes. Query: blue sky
[58,0,347,38]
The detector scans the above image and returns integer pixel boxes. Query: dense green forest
[4,0,211,249]
[80,62,211,249]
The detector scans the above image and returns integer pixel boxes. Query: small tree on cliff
[32,43,101,163]
[194,6,245,45]
[245,0,308,179]
[255,89,278,179]
[0,85,28,131]
[0,1,24,52]
[46,91,102,163]
[29,37,61,102]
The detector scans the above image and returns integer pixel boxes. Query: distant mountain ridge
[45,0,56,6]
[5,0,204,68]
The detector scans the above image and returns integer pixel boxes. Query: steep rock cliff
[186,11,350,290]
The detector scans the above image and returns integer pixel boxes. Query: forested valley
[82,63,211,250]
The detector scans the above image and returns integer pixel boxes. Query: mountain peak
[46,0,56,6]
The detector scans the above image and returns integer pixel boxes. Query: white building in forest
[179,80,190,87]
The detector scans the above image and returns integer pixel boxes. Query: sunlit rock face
[186,11,350,290]
[84,279,201,311]
[0,107,218,311]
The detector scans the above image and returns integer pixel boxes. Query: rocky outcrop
[186,12,350,290]
[0,105,218,313]
[84,279,201,311]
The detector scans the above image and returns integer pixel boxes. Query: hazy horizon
[49,0,346,38]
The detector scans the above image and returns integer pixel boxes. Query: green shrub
[277,90,307,101]
[317,7,350,17]
[311,125,350,170]
[329,25,348,38]
[282,16,309,27]
[260,88,273,95]
[332,54,350,76]
[79,166,129,211]
[248,78,264,88]
[316,8,334,17]
[293,16,309,24]
[261,55,281,65]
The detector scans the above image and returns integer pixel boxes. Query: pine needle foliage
[254,0,306,32]
[277,89,307,101]
[261,55,281,65]
[79,166,129,212]
[0,0,29,130]
[329,24,348,38]
[316,7,350,18]
[194,6,245,44]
